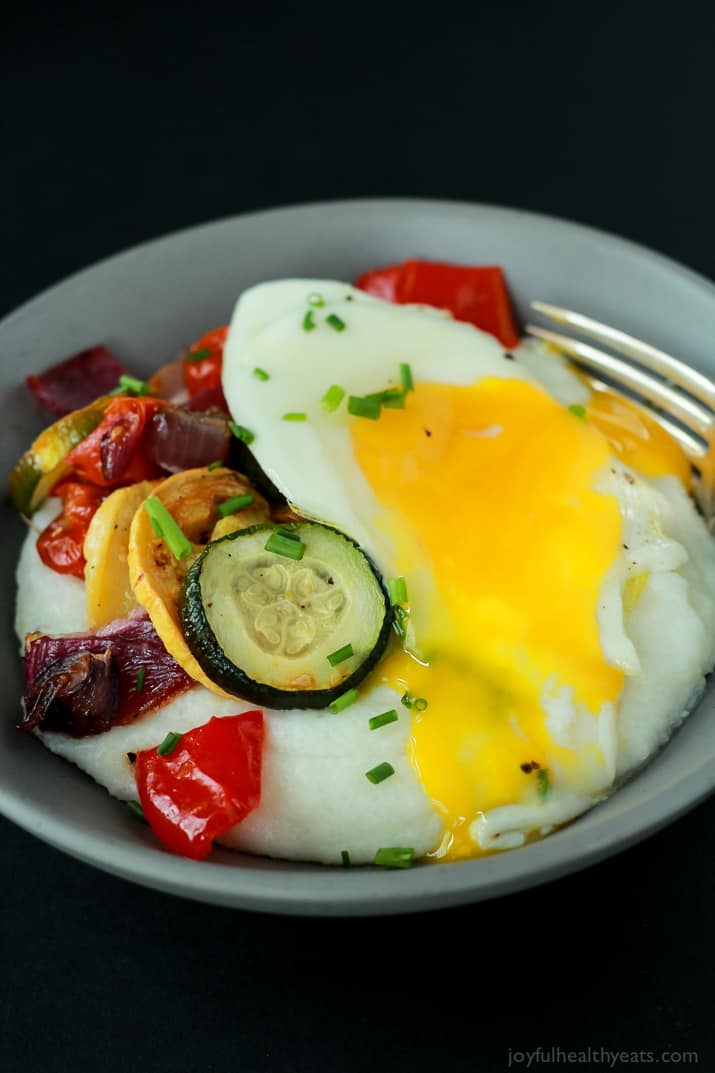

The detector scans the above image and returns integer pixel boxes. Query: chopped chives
[217,493,254,517]
[143,498,193,560]
[302,309,316,332]
[185,347,212,362]
[388,576,408,605]
[282,412,307,422]
[127,800,147,823]
[134,667,146,693]
[307,292,325,307]
[207,459,223,471]
[400,691,413,709]
[568,403,587,419]
[374,846,414,869]
[347,395,382,420]
[329,688,359,714]
[414,697,428,712]
[327,643,354,667]
[276,527,301,541]
[400,693,428,712]
[537,768,551,800]
[157,731,183,757]
[118,374,152,396]
[369,709,398,731]
[265,531,305,560]
[393,605,408,640]
[365,761,395,785]
[253,367,270,381]
[326,313,346,332]
[365,387,405,409]
[341,850,351,867]
[229,421,255,445]
[321,384,346,412]
[400,363,414,393]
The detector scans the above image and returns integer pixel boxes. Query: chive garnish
[228,421,255,445]
[265,531,305,560]
[365,387,405,409]
[118,374,153,396]
[307,292,325,307]
[329,688,359,714]
[537,768,551,800]
[302,309,317,332]
[341,850,351,867]
[388,576,408,605]
[143,498,193,560]
[135,667,146,693]
[217,493,254,517]
[568,404,587,419]
[321,384,346,412]
[253,367,270,381]
[400,692,428,711]
[393,605,408,640]
[282,412,307,422]
[207,459,223,471]
[365,761,395,785]
[127,800,147,823]
[369,709,398,731]
[327,643,354,667]
[326,313,346,332]
[400,363,414,393]
[374,846,414,869]
[185,347,212,362]
[276,527,301,541]
[157,731,183,757]
[347,395,382,420]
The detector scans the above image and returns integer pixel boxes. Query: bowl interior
[3,199,715,915]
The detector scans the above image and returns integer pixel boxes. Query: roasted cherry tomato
[135,712,264,860]
[65,397,163,488]
[37,480,105,578]
[183,327,228,400]
[355,260,520,349]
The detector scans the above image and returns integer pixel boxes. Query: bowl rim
[3,196,715,916]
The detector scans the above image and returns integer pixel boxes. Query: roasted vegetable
[84,480,159,627]
[127,467,270,695]
[180,522,393,709]
[21,648,119,736]
[9,395,112,513]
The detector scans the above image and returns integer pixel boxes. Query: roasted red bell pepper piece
[37,480,105,578]
[135,712,264,860]
[183,327,228,400]
[64,397,164,488]
[355,260,520,349]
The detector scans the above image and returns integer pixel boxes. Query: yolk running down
[352,377,626,860]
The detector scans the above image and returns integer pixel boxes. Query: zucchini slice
[180,522,392,709]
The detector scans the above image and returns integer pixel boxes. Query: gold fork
[526,302,715,525]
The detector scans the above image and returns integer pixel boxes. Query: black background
[3,5,714,1072]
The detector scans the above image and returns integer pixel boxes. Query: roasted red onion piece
[100,408,144,481]
[187,385,230,413]
[21,648,119,736]
[27,346,128,416]
[24,613,192,732]
[146,406,230,473]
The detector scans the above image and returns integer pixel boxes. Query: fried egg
[16,281,715,864]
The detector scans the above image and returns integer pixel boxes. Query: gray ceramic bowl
[2,198,715,916]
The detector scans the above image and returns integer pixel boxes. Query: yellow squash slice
[84,480,159,628]
[127,467,270,696]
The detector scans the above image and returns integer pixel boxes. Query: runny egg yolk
[352,377,629,860]
[585,388,692,488]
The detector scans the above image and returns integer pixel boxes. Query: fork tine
[526,324,714,441]
[531,301,715,410]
